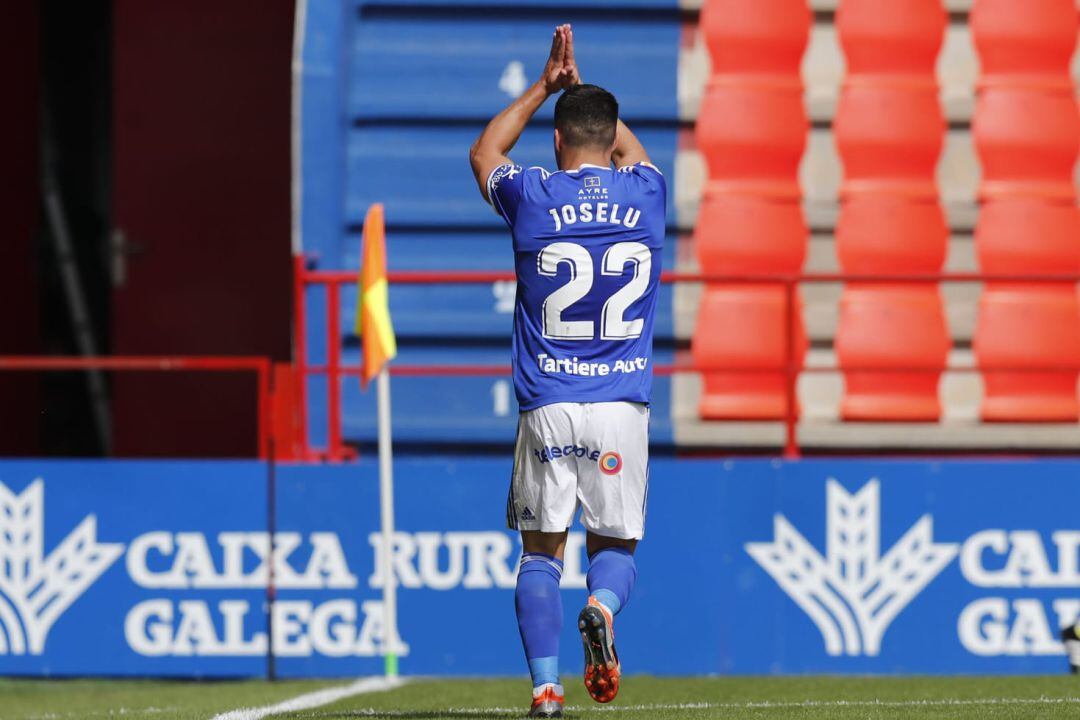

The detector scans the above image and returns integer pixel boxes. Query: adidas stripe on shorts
[507,401,649,540]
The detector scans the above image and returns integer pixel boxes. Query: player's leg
[579,534,637,703]
[518,531,567,687]
[579,400,647,619]
[517,530,568,717]
[574,401,649,703]
[586,533,638,619]
[506,403,581,717]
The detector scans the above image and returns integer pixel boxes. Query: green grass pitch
[2,676,1079,720]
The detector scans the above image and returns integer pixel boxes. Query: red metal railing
[0,355,273,459]
[295,261,1080,460]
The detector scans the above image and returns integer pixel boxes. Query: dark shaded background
[0,1,294,457]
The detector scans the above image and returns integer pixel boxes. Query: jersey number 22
[538,241,651,341]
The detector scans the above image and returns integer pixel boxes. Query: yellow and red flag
[355,203,397,387]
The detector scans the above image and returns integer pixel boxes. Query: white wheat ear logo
[746,479,958,656]
[0,479,124,655]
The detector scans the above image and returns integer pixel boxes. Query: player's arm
[612,119,651,169]
[470,25,575,203]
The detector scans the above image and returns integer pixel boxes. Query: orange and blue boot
[527,682,564,718]
[578,597,621,703]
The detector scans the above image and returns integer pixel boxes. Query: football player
[469,24,665,718]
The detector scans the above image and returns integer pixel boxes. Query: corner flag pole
[355,203,400,678]
[376,364,400,677]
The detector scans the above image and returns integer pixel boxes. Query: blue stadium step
[333,238,676,340]
[345,229,518,270]
[345,125,676,229]
[350,7,679,122]
[357,0,678,10]
[303,345,674,447]
[299,0,682,451]
[343,229,679,271]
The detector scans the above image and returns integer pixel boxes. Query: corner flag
[355,203,404,677]
[355,203,397,387]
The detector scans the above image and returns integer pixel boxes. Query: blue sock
[587,547,637,616]
[516,553,563,688]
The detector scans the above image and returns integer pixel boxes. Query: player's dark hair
[554,84,618,150]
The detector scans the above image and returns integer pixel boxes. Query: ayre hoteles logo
[747,479,1080,659]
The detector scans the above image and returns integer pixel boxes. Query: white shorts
[507,401,650,540]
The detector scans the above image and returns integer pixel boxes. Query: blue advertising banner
[0,457,1077,677]
[0,460,268,676]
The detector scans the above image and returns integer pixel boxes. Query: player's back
[486,161,666,410]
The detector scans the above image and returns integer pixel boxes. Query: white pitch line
[316,696,1080,717]
[211,676,407,720]
[586,697,1080,711]
[24,708,177,720]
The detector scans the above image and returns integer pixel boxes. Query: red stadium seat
[693,0,809,420]
[692,286,806,420]
[974,200,1080,421]
[837,0,946,75]
[975,286,1080,421]
[976,199,1080,274]
[971,0,1078,79]
[833,0,949,420]
[695,195,805,275]
[695,82,805,199]
[974,89,1079,201]
[834,197,950,421]
[836,196,947,275]
[833,83,942,198]
[700,0,810,76]
[835,286,950,420]
[971,0,1080,421]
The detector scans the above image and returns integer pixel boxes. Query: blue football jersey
[487,161,666,410]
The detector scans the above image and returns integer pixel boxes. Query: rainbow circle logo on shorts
[598,451,623,476]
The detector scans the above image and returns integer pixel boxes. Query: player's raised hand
[540,24,575,95]
[564,25,581,86]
